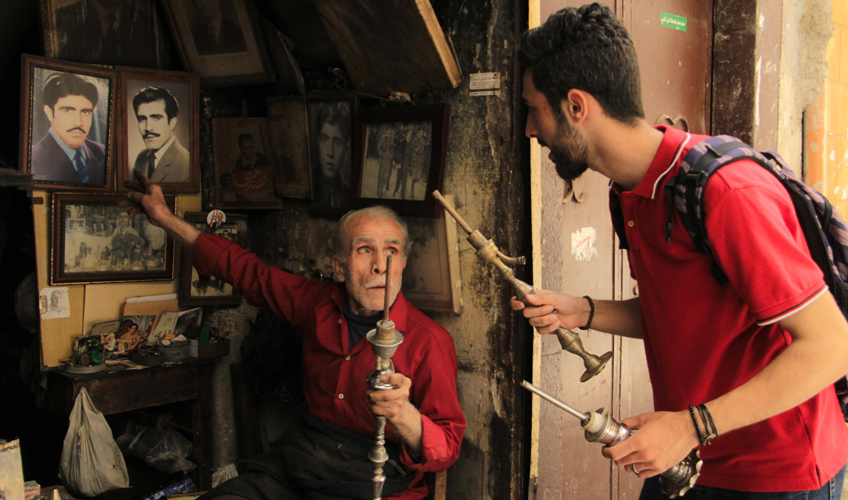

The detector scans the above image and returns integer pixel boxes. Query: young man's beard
[550,116,590,181]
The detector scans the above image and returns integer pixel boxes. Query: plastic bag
[59,387,130,496]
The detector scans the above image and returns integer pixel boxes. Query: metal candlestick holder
[522,381,701,498]
[365,255,404,500]
[432,190,612,382]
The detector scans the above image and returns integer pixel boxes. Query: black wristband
[688,405,705,445]
[579,296,594,330]
[697,404,718,445]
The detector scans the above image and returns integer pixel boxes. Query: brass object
[522,381,701,498]
[365,255,404,500]
[432,190,612,382]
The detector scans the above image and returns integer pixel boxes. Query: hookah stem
[383,255,391,322]
[432,190,473,234]
[520,381,589,423]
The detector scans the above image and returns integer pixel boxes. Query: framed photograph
[179,212,246,307]
[39,0,173,69]
[307,93,356,217]
[19,55,117,191]
[118,67,200,193]
[267,96,312,199]
[402,196,462,314]
[50,192,176,285]
[160,0,273,87]
[352,103,449,218]
[212,117,282,209]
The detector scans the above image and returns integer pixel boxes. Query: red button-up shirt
[193,232,466,499]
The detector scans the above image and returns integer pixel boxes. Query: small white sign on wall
[571,227,597,262]
[469,72,501,96]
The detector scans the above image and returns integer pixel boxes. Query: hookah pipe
[522,381,701,498]
[432,190,612,382]
[365,255,404,500]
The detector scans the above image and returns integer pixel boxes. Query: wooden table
[46,359,216,490]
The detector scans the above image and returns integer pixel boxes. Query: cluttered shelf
[45,354,226,492]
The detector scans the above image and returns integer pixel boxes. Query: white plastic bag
[59,387,130,496]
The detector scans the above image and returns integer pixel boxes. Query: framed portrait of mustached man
[20,55,116,191]
[118,67,200,193]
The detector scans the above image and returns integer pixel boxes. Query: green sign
[660,12,687,32]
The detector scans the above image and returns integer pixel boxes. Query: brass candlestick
[365,255,404,500]
[522,381,701,498]
[432,190,612,382]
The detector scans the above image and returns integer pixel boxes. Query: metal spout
[433,190,612,382]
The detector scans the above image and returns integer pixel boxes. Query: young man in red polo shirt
[514,3,848,499]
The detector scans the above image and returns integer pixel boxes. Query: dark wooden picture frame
[20,55,117,191]
[159,0,274,87]
[307,92,356,218]
[212,117,282,209]
[179,212,246,307]
[267,96,312,200]
[117,67,200,193]
[50,192,176,285]
[38,0,173,69]
[352,103,449,218]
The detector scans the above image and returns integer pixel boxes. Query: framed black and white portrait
[50,192,176,285]
[307,93,356,217]
[118,67,200,193]
[20,55,116,191]
[352,103,449,218]
[160,0,273,86]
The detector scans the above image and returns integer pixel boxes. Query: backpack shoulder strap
[664,136,773,284]
[609,187,629,250]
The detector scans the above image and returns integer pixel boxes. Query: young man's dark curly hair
[519,2,645,125]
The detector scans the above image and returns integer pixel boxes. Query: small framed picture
[212,117,282,209]
[307,93,356,216]
[179,212,247,307]
[19,55,117,191]
[50,192,176,285]
[118,67,200,193]
[352,103,449,218]
[38,0,173,69]
[160,0,273,87]
[402,195,462,314]
[267,96,312,199]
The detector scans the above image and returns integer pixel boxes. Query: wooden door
[530,1,712,499]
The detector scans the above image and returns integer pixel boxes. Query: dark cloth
[200,408,416,500]
[30,132,105,185]
[342,299,380,353]
[132,139,190,183]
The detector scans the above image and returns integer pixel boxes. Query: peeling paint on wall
[570,227,597,262]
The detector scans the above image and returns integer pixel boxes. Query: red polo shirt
[193,232,466,500]
[610,126,848,491]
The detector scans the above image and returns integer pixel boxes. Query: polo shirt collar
[612,125,690,199]
[330,282,409,331]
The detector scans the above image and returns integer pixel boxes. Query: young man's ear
[561,89,589,124]
[43,104,54,122]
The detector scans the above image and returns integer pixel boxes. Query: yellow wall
[805,0,848,214]
[34,191,200,368]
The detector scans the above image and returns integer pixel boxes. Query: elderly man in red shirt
[125,172,465,500]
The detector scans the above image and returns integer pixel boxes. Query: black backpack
[610,135,848,409]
